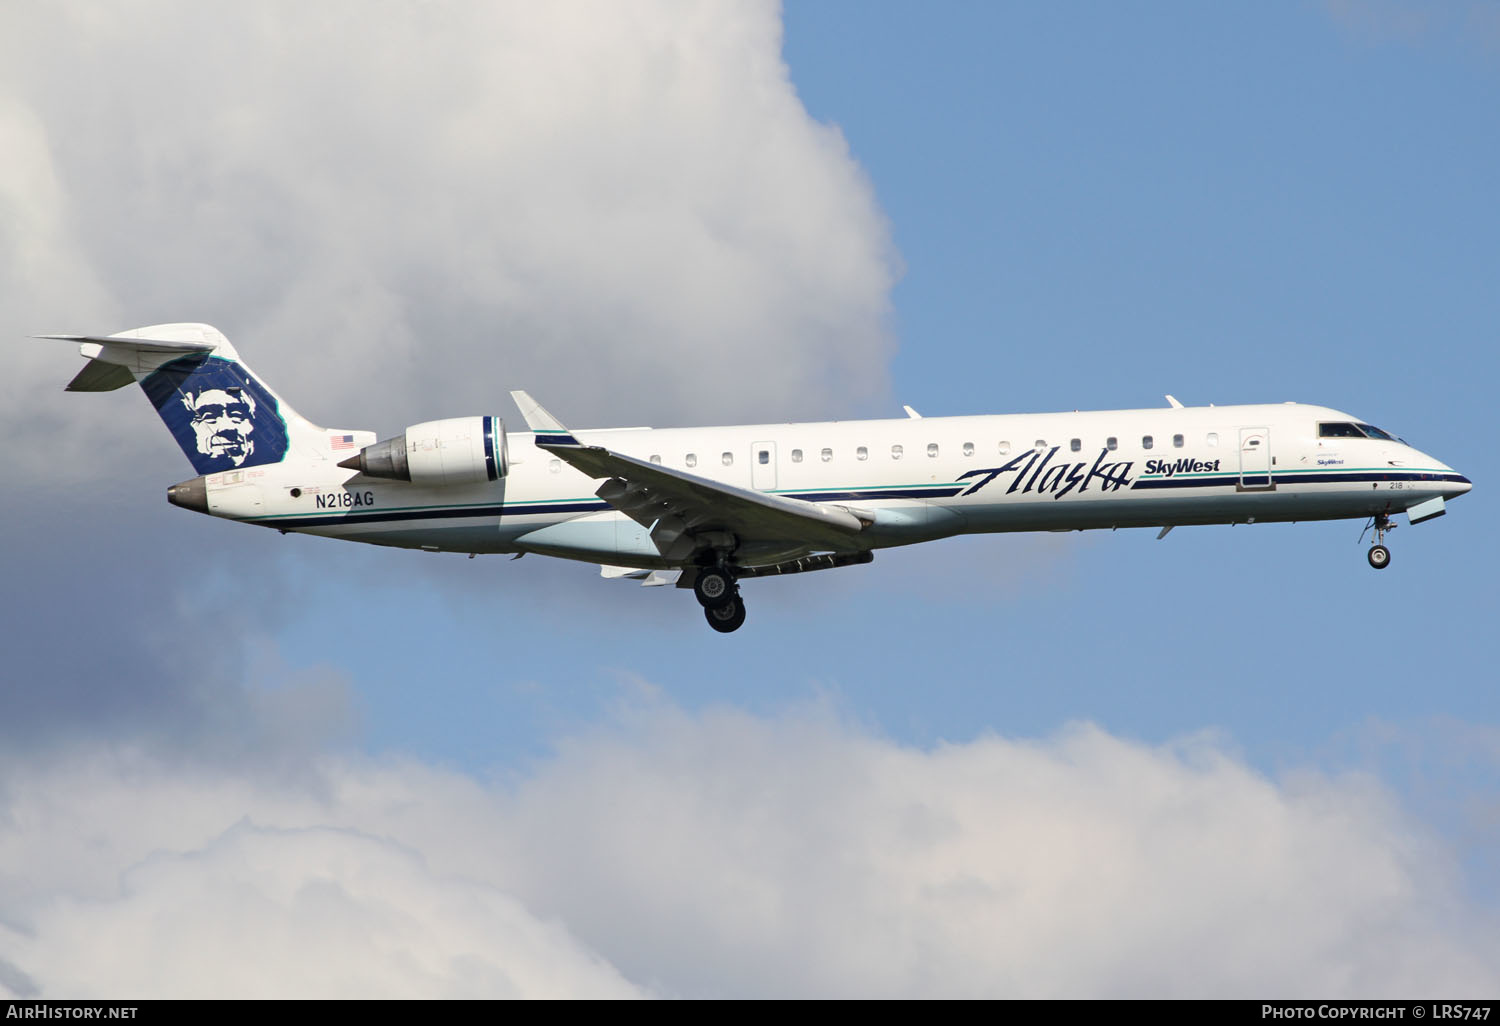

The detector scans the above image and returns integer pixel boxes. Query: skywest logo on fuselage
[1143,457,1222,477]
[958,447,1135,499]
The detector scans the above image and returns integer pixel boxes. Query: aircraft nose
[1410,446,1471,499]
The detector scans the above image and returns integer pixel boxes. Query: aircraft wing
[510,391,866,560]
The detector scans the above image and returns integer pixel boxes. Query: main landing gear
[694,566,747,634]
[1362,513,1394,570]
[704,596,747,633]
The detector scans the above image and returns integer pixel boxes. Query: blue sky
[776,0,1500,900]
[2,0,1497,998]
[784,3,1499,728]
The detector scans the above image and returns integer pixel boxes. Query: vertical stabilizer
[41,323,329,474]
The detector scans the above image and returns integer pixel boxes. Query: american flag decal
[330,434,355,450]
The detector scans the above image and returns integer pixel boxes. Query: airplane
[43,323,1472,633]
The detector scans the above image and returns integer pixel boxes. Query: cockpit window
[1318,421,1408,444]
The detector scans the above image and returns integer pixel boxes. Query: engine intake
[339,416,507,486]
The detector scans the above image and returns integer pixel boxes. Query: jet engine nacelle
[341,416,508,486]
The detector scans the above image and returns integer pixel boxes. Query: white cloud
[2,818,642,999]
[2,708,1495,998]
[0,1,903,770]
[0,0,897,488]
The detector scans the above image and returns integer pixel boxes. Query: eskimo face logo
[142,354,290,474]
[184,386,257,466]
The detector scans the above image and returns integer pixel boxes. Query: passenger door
[751,441,777,491]
[1238,428,1273,490]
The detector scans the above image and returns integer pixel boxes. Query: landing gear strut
[1364,513,1394,570]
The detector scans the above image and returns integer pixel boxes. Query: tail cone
[167,476,208,514]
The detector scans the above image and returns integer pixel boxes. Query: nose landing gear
[1362,513,1394,570]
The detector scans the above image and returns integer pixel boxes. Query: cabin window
[927,443,939,458]
[791,449,803,463]
[1319,422,1365,439]
[999,441,1011,455]
[1142,435,1154,450]
[962,442,974,457]
[1207,433,1218,447]
[1107,436,1118,451]
[891,444,904,460]
[757,450,770,465]
[857,446,868,461]
[722,452,733,466]
[1070,438,1081,453]
[686,453,697,468]
[650,454,661,464]
[1173,434,1184,449]
[821,447,833,462]
[548,459,561,473]
[1034,440,1047,453]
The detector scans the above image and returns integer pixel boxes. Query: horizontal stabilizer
[41,326,226,394]
[65,359,135,392]
[36,333,217,355]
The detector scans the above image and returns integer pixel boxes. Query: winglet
[510,390,582,447]
[1165,394,1184,409]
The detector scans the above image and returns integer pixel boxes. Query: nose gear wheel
[1359,514,1395,570]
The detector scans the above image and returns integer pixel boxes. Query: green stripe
[1138,465,1449,480]
[504,497,598,506]
[247,496,599,522]
[1273,466,1446,475]
[777,483,964,495]
[247,480,968,523]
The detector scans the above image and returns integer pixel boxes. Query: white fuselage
[194,401,1470,569]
